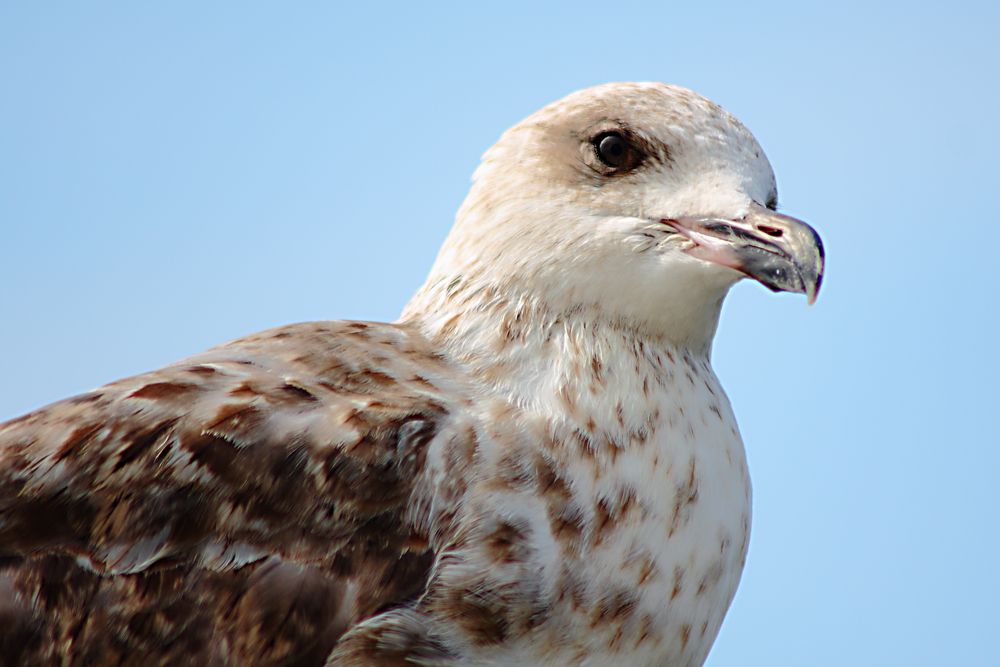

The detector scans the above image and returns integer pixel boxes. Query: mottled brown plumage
[0,321,464,665]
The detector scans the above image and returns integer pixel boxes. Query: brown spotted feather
[0,321,463,666]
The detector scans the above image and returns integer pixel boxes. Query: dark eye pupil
[597,134,628,167]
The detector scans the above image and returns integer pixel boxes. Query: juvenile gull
[0,82,823,666]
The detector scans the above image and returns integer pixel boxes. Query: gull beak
[664,202,825,304]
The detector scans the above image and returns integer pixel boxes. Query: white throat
[401,274,729,424]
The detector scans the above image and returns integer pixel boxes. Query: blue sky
[1,2,998,665]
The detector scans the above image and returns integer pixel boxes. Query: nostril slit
[758,225,784,238]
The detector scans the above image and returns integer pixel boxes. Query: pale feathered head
[406,82,823,349]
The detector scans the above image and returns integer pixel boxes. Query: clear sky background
[1,2,997,665]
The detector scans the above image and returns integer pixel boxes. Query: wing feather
[0,321,461,665]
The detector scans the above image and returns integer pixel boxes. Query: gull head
[411,82,824,349]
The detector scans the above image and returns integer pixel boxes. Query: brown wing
[0,321,460,666]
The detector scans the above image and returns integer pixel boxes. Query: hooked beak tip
[666,203,825,304]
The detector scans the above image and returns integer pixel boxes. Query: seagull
[0,82,823,666]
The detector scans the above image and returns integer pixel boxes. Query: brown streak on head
[670,566,684,601]
[589,589,638,630]
[680,623,691,650]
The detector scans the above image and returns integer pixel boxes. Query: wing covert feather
[0,321,464,665]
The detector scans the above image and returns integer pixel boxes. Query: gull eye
[597,133,628,166]
[590,131,643,173]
